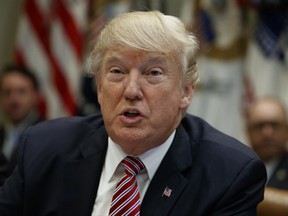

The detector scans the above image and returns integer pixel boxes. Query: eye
[144,68,165,84]
[110,68,123,74]
[147,68,163,76]
[106,66,126,82]
[150,70,162,76]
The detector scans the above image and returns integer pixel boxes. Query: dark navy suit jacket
[0,117,42,186]
[267,154,288,190]
[0,114,266,215]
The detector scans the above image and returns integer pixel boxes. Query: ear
[96,76,102,106]
[179,84,195,109]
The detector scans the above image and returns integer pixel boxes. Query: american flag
[15,0,89,119]
[162,186,172,198]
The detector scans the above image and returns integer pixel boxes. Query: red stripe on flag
[25,0,50,53]
[15,49,26,67]
[25,0,76,115]
[56,0,84,61]
[50,55,76,115]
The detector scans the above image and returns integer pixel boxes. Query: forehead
[0,72,33,88]
[103,47,176,66]
[250,101,286,122]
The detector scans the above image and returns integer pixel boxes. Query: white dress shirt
[92,131,175,216]
[265,157,281,181]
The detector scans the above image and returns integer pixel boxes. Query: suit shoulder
[33,113,104,131]
[181,114,259,160]
[19,114,105,155]
[179,114,266,190]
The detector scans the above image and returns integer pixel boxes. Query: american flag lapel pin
[162,186,172,198]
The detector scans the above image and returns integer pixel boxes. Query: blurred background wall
[0,0,23,68]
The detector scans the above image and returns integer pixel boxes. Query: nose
[123,70,143,101]
[261,124,274,137]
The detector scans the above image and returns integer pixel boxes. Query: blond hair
[88,11,199,86]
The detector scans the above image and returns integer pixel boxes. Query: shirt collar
[106,131,175,181]
[265,156,282,180]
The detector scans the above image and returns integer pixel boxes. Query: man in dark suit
[0,65,42,185]
[0,11,266,216]
[246,97,288,190]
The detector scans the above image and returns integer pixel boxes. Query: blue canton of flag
[198,9,215,43]
[254,1,288,61]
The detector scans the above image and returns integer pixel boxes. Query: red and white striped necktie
[109,156,145,216]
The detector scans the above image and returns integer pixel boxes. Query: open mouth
[124,110,140,117]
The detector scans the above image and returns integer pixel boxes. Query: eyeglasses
[248,121,287,132]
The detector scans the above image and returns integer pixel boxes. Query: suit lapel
[59,126,108,216]
[267,155,288,190]
[141,154,189,216]
[141,124,197,216]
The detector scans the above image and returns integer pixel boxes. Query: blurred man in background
[246,97,288,189]
[0,65,42,185]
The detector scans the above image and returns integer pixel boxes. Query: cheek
[23,93,36,106]
[249,133,261,144]
[280,131,288,140]
[254,134,265,142]
[97,82,109,107]
[98,84,122,109]
[150,92,181,116]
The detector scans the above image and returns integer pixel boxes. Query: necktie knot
[122,156,145,176]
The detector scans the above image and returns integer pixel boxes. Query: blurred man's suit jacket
[0,116,42,185]
[267,154,288,190]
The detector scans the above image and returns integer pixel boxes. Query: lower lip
[119,114,144,124]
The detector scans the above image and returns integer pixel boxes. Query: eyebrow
[103,55,122,65]
[143,56,168,65]
[104,53,168,65]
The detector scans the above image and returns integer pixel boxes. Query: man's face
[0,72,38,125]
[247,101,288,162]
[97,47,194,155]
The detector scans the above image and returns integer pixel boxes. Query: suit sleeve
[0,127,30,215]
[211,157,267,216]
